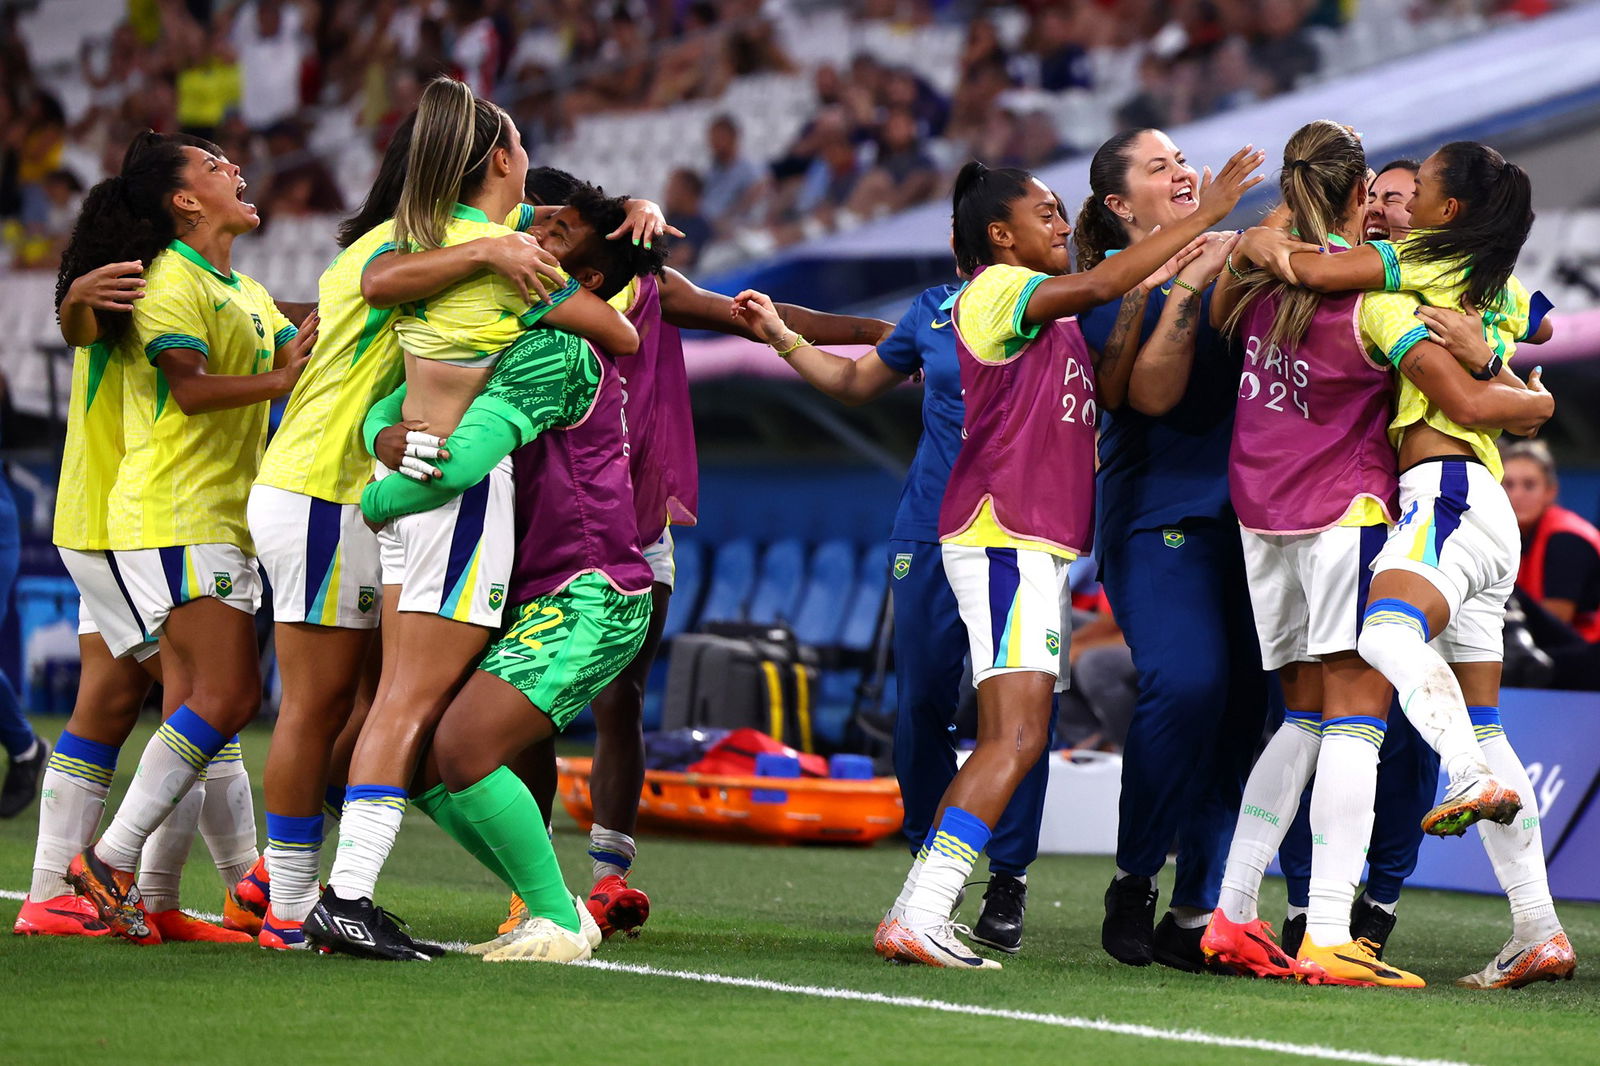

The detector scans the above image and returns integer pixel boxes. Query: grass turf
[1,719,1595,1066]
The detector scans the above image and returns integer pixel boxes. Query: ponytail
[1073,128,1148,270]
[950,160,1032,277]
[1224,119,1365,349]
[1404,141,1532,313]
[393,77,512,252]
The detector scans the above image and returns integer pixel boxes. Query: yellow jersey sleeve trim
[273,325,298,348]
[146,332,209,362]
[1357,291,1427,366]
[505,203,537,232]
[959,264,1048,364]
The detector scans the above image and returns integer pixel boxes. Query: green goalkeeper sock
[450,766,579,933]
[413,784,513,890]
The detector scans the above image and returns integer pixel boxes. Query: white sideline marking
[4,888,1476,1065]
[576,959,1482,1066]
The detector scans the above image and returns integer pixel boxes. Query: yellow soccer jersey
[109,241,294,551]
[391,203,577,363]
[255,221,403,504]
[943,263,1074,561]
[53,338,135,550]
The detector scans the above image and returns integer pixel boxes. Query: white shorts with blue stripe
[59,548,160,662]
[248,485,382,629]
[940,543,1071,691]
[1371,457,1517,663]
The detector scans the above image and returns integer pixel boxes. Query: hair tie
[1286,159,1310,171]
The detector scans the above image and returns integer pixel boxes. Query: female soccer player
[1235,139,1571,988]
[742,148,1263,968]
[1071,127,1276,972]
[64,132,318,944]
[304,78,635,960]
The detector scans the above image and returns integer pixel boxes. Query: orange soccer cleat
[12,893,113,937]
[65,850,161,945]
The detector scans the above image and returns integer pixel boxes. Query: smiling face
[1503,456,1558,530]
[1365,166,1416,242]
[173,145,259,233]
[998,177,1073,275]
[1405,151,1456,230]
[1106,130,1198,237]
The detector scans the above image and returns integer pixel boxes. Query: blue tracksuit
[1079,284,1275,911]
[0,473,36,757]
[879,284,1055,875]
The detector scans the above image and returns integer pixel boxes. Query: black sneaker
[1280,913,1307,958]
[304,891,443,961]
[1151,913,1209,972]
[0,737,50,819]
[970,873,1026,955]
[1349,897,1397,959]
[1101,874,1157,966]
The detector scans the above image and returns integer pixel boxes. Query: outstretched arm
[657,269,892,344]
[729,289,906,406]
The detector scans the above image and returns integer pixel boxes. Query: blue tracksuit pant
[0,476,35,757]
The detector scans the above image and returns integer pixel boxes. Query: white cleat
[880,916,1001,970]
[1422,770,1522,837]
[1456,931,1576,990]
[481,916,593,964]
[575,893,603,951]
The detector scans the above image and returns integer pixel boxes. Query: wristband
[1225,252,1246,281]
[1170,277,1200,296]
[772,332,808,358]
[1472,354,1504,381]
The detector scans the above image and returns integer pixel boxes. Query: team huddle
[13,73,1579,989]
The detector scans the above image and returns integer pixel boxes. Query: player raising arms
[736,147,1263,969]
[1244,141,1573,988]
[302,77,635,960]
[64,133,318,943]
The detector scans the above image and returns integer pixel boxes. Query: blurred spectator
[702,114,762,231]
[791,125,864,232]
[14,92,67,229]
[959,18,1011,84]
[662,168,712,270]
[257,120,345,223]
[1252,0,1322,95]
[846,109,938,220]
[175,24,243,140]
[882,66,950,138]
[1206,35,1266,114]
[1032,6,1093,92]
[449,0,504,99]
[723,0,796,78]
[1506,441,1600,640]
[232,0,307,132]
[11,168,82,270]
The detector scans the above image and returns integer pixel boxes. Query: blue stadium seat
[792,538,856,647]
[660,535,704,640]
[697,538,758,624]
[746,538,807,625]
[839,541,889,652]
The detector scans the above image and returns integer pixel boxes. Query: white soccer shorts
[248,485,382,629]
[643,528,676,589]
[372,456,514,629]
[1371,457,1518,663]
[1241,523,1391,670]
[941,542,1070,690]
[59,548,159,662]
[106,543,262,653]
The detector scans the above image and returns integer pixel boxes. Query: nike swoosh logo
[214,299,231,312]
[1245,930,1289,963]
[930,319,951,329]
[1333,952,1402,979]
[45,908,108,931]
[1497,948,1529,972]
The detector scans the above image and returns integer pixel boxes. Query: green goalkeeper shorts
[476,572,653,731]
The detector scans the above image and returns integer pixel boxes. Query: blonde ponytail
[393,77,505,252]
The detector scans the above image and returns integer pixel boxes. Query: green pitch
[1,720,1595,1065]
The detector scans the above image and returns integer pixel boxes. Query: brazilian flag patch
[892,553,912,580]
[213,572,233,597]
[488,584,506,610]
[358,586,376,614]
[1045,629,1061,655]
[1162,529,1185,549]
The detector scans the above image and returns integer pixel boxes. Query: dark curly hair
[54,131,192,343]
[564,183,668,301]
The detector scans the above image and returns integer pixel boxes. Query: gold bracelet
[1170,277,1200,296]
[772,332,808,357]
[1225,252,1246,281]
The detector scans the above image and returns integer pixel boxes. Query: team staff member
[1072,128,1275,972]
[1505,440,1600,641]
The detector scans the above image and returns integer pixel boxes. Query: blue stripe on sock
[937,805,993,855]
[55,730,119,771]
[1363,597,1431,642]
[265,812,325,846]
[1467,705,1501,728]
[1322,715,1389,749]
[345,784,408,803]
[165,705,227,760]
[587,849,632,869]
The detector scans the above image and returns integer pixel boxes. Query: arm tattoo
[1401,349,1426,377]
[1096,292,1146,375]
[1164,293,1197,344]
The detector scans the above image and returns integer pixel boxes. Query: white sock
[137,782,204,913]
[588,823,636,883]
[1171,907,1210,930]
[1217,712,1321,924]
[328,793,407,902]
[266,845,323,924]
[1360,892,1397,915]
[29,763,111,900]
[904,849,974,925]
[96,727,210,873]
[1357,611,1488,783]
[1285,903,1307,921]
[1476,731,1561,940]
[1305,723,1382,948]
[891,849,927,916]
[197,749,259,891]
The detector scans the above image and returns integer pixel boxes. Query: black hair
[54,131,190,343]
[1376,158,1420,177]
[564,183,668,301]
[950,160,1034,277]
[524,165,584,207]
[670,168,704,198]
[337,112,416,248]
[1073,128,1151,271]
[1404,141,1533,312]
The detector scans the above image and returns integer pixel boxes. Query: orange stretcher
[556,756,904,846]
